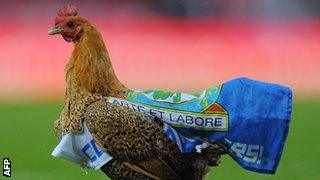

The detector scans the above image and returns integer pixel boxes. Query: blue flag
[107,77,292,174]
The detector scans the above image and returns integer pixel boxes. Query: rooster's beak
[48,26,61,35]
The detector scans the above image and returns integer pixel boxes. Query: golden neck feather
[66,24,128,96]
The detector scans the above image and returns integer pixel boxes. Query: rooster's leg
[100,159,152,180]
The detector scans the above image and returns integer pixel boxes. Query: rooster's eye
[67,21,74,28]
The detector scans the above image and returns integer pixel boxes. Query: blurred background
[0,0,319,179]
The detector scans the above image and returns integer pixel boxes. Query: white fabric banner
[52,122,113,170]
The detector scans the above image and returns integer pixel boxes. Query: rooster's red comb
[54,5,78,24]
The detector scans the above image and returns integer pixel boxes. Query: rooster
[49,5,225,180]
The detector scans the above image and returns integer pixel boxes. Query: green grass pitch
[0,98,319,179]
